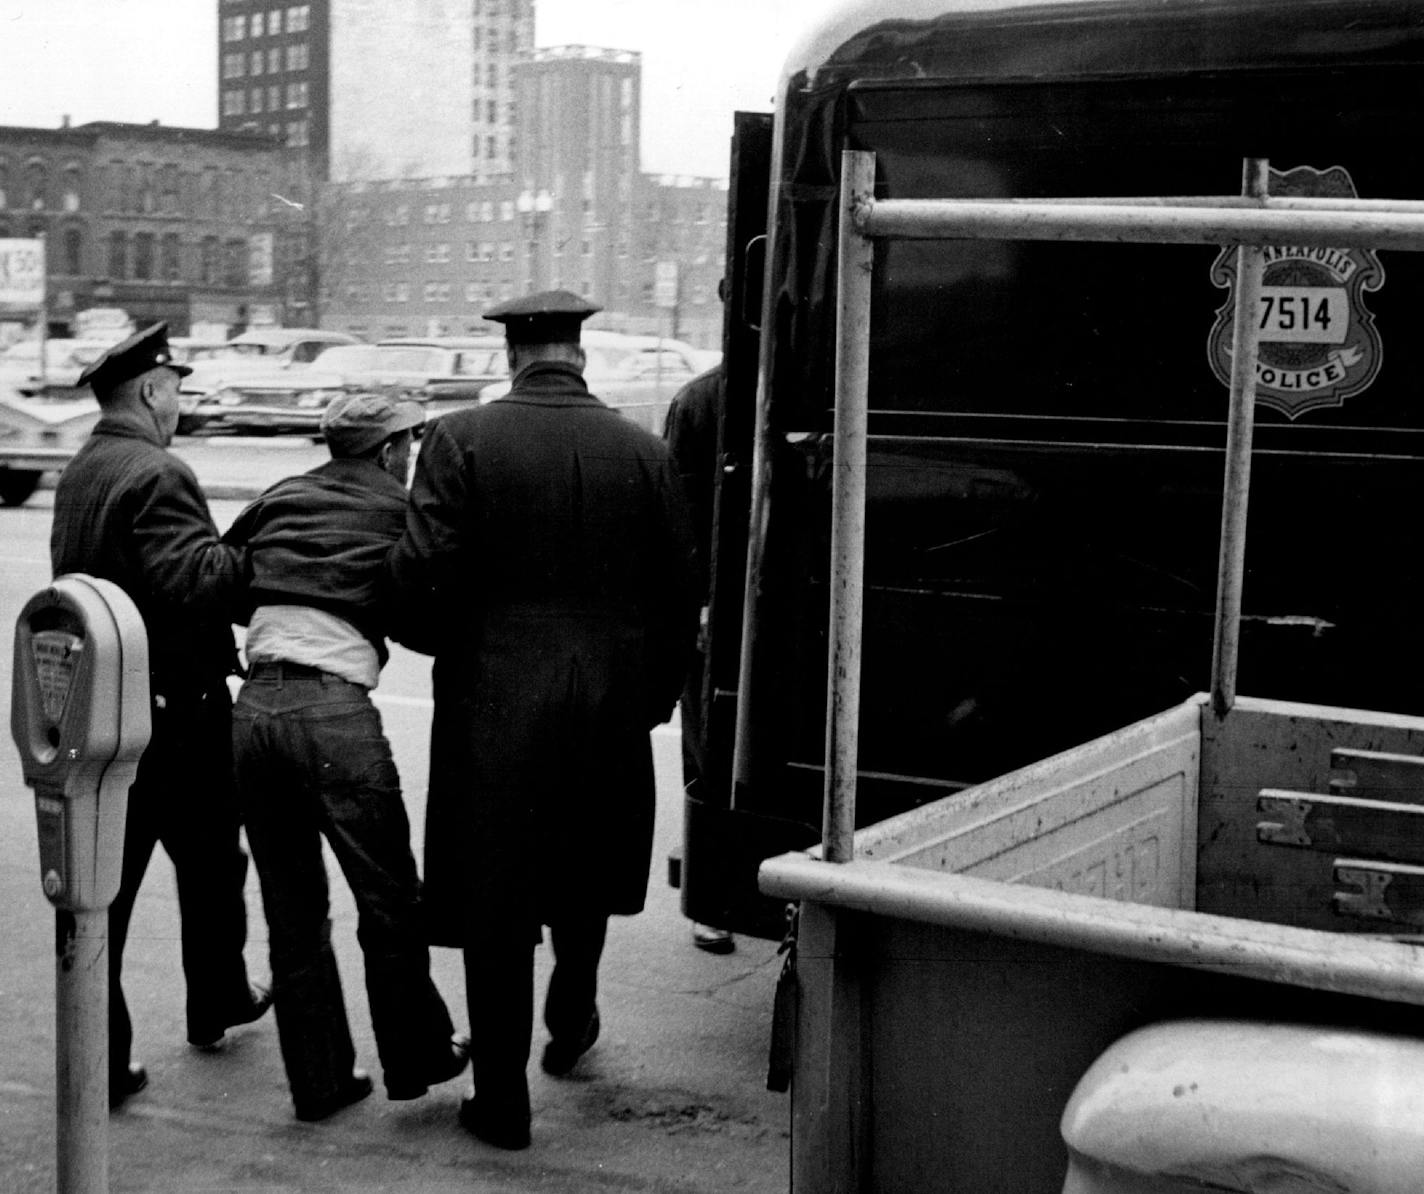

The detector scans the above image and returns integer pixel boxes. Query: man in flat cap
[223,393,468,1122]
[387,290,699,1149]
[51,322,271,1109]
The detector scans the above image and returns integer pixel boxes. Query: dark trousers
[232,666,456,1108]
[463,914,608,1112]
[108,685,255,1081]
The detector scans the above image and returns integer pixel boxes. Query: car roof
[230,329,360,348]
[376,336,506,349]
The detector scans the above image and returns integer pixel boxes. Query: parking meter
[11,574,150,910]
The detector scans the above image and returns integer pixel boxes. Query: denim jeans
[232,664,456,1108]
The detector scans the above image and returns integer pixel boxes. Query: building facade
[218,0,533,183]
[0,121,286,337]
[316,43,728,349]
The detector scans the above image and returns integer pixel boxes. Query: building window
[395,282,410,302]
[287,5,310,33]
[269,85,281,112]
[499,244,513,263]
[222,89,245,116]
[251,88,264,113]
[224,239,246,286]
[222,52,244,79]
[252,11,265,37]
[62,227,82,275]
[499,200,512,221]
[161,233,181,281]
[251,50,264,75]
[159,164,178,212]
[201,236,220,284]
[62,167,81,213]
[222,15,246,41]
[24,162,46,210]
[107,231,126,279]
[286,120,309,147]
[286,81,308,108]
[465,282,482,303]
[132,233,154,281]
[287,42,308,70]
[269,8,283,34]
[268,46,281,73]
[486,136,497,160]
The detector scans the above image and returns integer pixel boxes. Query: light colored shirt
[244,604,381,690]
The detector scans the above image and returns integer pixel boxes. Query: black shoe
[540,1008,600,1077]
[109,1062,148,1110]
[458,1094,531,1150]
[293,1069,373,1122]
[692,924,736,955]
[386,1032,471,1100]
[189,982,274,1051]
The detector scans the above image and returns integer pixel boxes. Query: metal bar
[977,195,1424,213]
[823,150,876,865]
[1258,790,1424,866]
[859,197,1424,250]
[1210,159,1269,717]
[757,853,1424,1007]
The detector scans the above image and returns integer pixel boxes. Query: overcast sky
[0,0,832,178]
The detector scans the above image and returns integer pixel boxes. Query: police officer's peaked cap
[77,322,192,392]
[484,289,602,345]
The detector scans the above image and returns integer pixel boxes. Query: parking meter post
[55,907,108,1194]
[10,575,150,1194]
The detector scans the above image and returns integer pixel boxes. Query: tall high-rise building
[217,0,532,183]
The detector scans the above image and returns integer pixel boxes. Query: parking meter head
[10,575,150,909]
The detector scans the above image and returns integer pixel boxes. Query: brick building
[0,120,285,336]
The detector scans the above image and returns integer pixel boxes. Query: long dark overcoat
[387,361,699,946]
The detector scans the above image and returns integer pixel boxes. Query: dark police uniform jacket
[51,407,243,695]
[387,360,700,945]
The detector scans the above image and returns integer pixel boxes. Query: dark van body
[684,0,1424,937]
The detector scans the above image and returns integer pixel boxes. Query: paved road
[1,460,791,1193]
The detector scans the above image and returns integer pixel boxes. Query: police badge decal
[1207,165,1385,419]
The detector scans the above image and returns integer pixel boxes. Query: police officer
[387,290,700,1150]
[51,323,270,1109]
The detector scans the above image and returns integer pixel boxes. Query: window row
[0,162,83,214]
[222,81,308,116]
[221,42,309,79]
[93,232,255,287]
[222,6,310,42]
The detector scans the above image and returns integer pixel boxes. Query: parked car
[183,341,508,437]
[177,328,361,434]
[476,330,703,433]
[0,378,101,506]
[0,338,116,396]
[374,336,510,402]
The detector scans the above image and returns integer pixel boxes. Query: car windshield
[452,348,507,377]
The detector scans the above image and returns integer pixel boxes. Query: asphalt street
[0,445,790,1193]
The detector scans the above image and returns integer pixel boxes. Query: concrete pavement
[1,450,792,1193]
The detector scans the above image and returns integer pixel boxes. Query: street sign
[0,238,45,309]
[654,260,679,309]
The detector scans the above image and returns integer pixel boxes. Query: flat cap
[78,322,192,391]
[484,289,601,344]
[320,392,426,456]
